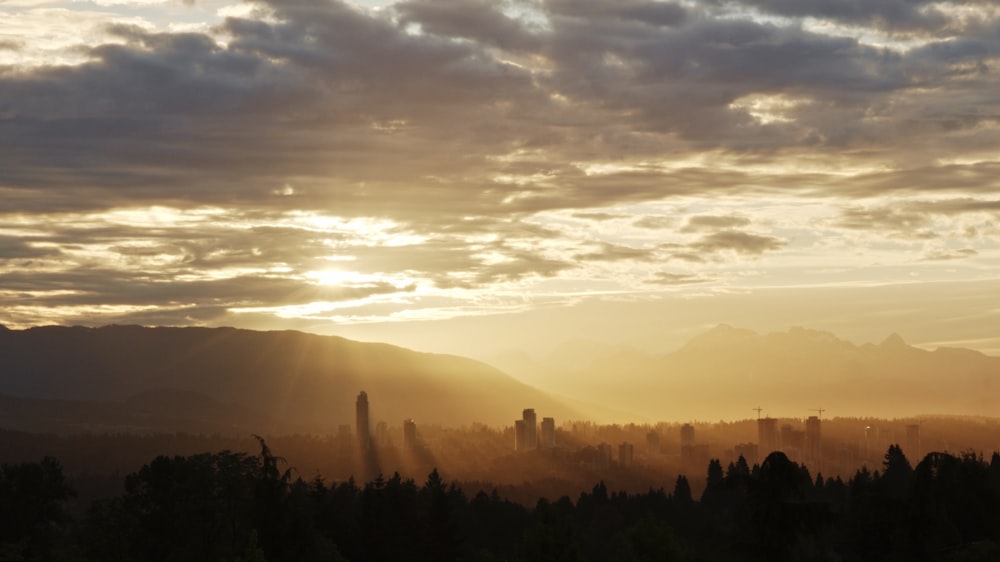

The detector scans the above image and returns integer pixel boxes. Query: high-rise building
[403,418,417,450]
[758,417,780,455]
[514,419,527,452]
[805,415,822,466]
[356,391,370,451]
[864,425,877,459]
[596,443,612,470]
[618,442,634,466]
[646,430,661,456]
[522,408,538,450]
[781,423,805,462]
[680,423,695,448]
[540,417,555,449]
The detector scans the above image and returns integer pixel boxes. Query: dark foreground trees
[0,456,76,560]
[5,443,1000,560]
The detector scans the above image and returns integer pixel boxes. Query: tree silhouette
[14,441,1000,561]
[0,456,75,560]
[672,476,692,505]
[521,497,579,561]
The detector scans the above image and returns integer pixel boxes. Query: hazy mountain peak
[785,326,839,342]
[680,324,759,352]
[880,332,909,348]
[705,323,758,338]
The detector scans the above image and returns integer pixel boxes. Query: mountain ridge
[495,324,1000,422]
[3,323,998,428]
[0,324,581,432]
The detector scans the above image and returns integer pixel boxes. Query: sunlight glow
[729,94,806,125]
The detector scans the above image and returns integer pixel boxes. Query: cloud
[3,0,999,216]
[394,0,542,52]
[713,0,953,33]
[647,271,711,285]
[691,230,786,256]
[0,39,24,52]
[546,0,688,27]
[681,215,751,232]
[633,216,675,229]
[645,227,785,263]
[574,212,625,221]
[833,197,1000,240]
[835,205,936,239]
[920,248,978,261]
[910,198,1000,215]
[1,0,999,330]
[473,253,571,284]
[0,267,412,307]
[0,236,61,259]
[574,242,655,262]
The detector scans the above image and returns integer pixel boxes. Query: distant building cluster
[751,410,836,472]
[356,391,371,451]
[679,422,710,471]
[350,390,422,453]
[338,393,932,490]
[514,408,557,452]
[336,391,425,470]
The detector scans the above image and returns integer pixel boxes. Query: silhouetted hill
[502,325,1000,422]
[0,325,580,432]
[0,389,282,435]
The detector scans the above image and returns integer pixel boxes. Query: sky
[2,0,1000,362]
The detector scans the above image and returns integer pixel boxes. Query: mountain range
[0,324,579,434]
[1,323,998,433]
[496,324,1000,422]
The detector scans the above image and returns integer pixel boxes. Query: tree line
[3,439,1000,561]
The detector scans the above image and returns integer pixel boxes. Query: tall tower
[522,408,538,450]
[540,417,556,449]
[646,430,661,456]
[680,423,695,448]
[864,425,876,459]
[356,391,370,452]
[758,417,779,456]
[680,423,696,468]
[403,418,417,450]
[618,442,634,466]
[514,419,527,452]
[805,415,821,467]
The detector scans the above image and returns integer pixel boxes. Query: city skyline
[2,0,1000,364]
[331,389,941,492]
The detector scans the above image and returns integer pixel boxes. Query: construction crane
[809,408,826,420]
[753,406,763,420]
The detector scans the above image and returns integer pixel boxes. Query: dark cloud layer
[682,215,751,232]
[1,0,998,329]
[648,272,712,285]
[692,230,785,256]
[3,0,999,216]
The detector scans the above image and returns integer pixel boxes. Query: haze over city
[5,2,1000,559]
